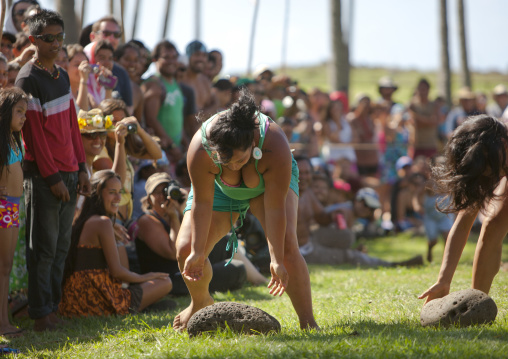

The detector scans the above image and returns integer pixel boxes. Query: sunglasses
[98,30,122,39]
[1,43,13,50]
[82,132,107,140]
[34,32,65,43]
[14,9,26,16]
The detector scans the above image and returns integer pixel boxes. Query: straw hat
[77,108,115,133]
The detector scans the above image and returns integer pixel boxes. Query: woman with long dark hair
[172,89,319,331]
[420,115,508,303]
[59,170,171,317]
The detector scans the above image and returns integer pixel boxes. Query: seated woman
[59,170,171,317]
[135,172,248,295]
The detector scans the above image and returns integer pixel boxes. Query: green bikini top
[201,111,270,201]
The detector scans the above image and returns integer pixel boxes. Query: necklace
[34,58,60,80]
[11,134,19,157]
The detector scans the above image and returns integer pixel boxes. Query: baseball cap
[145,172,172,195]
[395,156,413,171]
[356,187,381,209]
[186,40,207,57]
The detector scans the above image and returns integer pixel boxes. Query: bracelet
[79,80,87,85]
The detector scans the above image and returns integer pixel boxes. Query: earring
[252,146,262,160]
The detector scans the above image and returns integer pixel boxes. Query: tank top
[200,111,269,201]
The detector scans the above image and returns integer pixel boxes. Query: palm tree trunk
[80,0,86,28]
[458,0,471,88]
[56,0,79,44]
[330,0,350,94]
[0,0,6,43]
[120,0,125,43]
[161,0,171,39]
[247,0,260,76]
[280,0,290,74]
[195,0,201,40]
[131,0,140,38]
[439,0,452,107]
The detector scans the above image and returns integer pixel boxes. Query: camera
[126,123,137,134]
[163,180,185,204]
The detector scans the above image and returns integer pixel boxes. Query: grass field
[283,63,508,105]
[2,232,508,358]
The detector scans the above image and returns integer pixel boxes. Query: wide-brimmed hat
[145,172,172,196]
[493,84,508,96]
[378,76,398,90]
[78,108,115,133]
[457,87,476,100]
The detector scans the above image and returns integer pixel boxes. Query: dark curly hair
[0,88,30,175]
[206,88,259,164]
[433,115,508,213]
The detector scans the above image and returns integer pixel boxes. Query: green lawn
[3,233,508,358]
[283,64,508,105]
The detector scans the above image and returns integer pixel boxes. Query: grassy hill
[283,63,508,105]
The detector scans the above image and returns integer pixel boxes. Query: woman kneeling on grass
[59,170,171,317]
[420,115,508,303]
[173,89,318,331]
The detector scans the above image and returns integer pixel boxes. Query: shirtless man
[180,40,217,133]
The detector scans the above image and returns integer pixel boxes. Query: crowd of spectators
[1,0,506,336]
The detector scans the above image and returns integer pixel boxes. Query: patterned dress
[59,245,141,317]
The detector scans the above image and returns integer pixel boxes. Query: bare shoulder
[187,127,219,175]
[84,215,113,230]
[263,122,291,156]
[137,213,159,228]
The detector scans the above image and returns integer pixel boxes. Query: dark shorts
[128,283,143,314]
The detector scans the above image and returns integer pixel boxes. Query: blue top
[8,143,23,165]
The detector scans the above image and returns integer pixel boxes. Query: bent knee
[176,240,192,263]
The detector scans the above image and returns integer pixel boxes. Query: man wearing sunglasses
[83,16,133,114]
[15,9,91,332]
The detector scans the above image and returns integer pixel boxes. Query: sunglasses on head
[34,32,65,43]
[98,30,122,39]
[82,132,107,140]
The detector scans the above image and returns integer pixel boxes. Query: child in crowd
[59,170,171,317]
[0,88,29,337]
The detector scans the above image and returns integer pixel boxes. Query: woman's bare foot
[173,296,214,331]
[300,320,320,331]
[0,324,24,338]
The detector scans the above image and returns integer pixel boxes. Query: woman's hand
[143,272,170,281]
[78,60,92,81]
[163,198,181,219]
[268,262,288,296]
[182,252,206,282]
[113,222,130,245]
[418,281,451,305]
[114,121,128,145]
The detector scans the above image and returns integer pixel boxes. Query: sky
[36,0,508,75]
